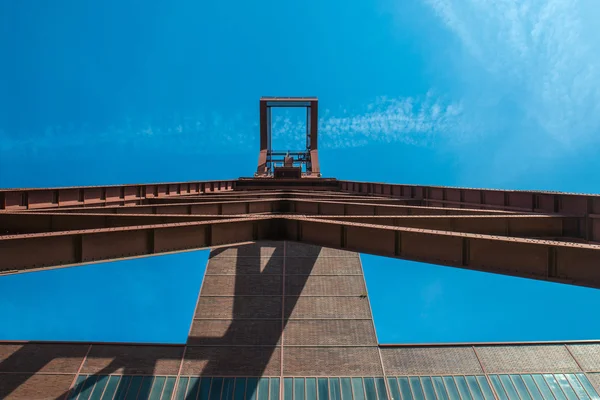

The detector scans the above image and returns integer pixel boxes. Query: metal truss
[1,179,600,289]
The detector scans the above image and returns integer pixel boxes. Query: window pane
[544,374,567,400]
[126,376,144,400]
[566,375,591,400]
[555,375,578,400]
[341,379,353,400]
[148,376,165,400]
[532,375,555,400]
[174,377,189,400]
[509,375,532,400]
[306,379,317,400]
[222,378,235,400]
[295,378,306,400]
[211,378,224,400]
[89,375,110,400]
[409,377,425,400]
[489,376,508,400]
[442,377,460,400]
[68,375,87,400]
[162,377,177,400]
[330,379,342,400]
[364,378,377,400]
[318,378,330,400]
[399,378,413,400]
[465,376,484,400]
[248,378,259,400]
[201,378,214,400]
[575,374,600,400]
[353,378,366,400]
[521,375,543,400]
[113,375,131,400]
[387,378,401,400]
[375,378,389,400]
[499,375,519,400]
[454,377,473,400]
[420,378,436,400]
[432,377,449,400]
[79,375,98,400]
[272,378,281,400]
[259,378,271,400]
[475,376,495,400]
[284,378,293,400]
[137,377,154,400]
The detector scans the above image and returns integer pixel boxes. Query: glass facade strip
[454,376,473,400]
[432,377,449,400]
[187,378,201,400]
[498,375,520,400]
[521,375,543,400]
[442,377,460,400]
[566,375,592,400]
[409,377,425,400]
[509,375,532,400]
[330,378,342,400]
[271,378,281,400]
[295,378,306,400]
[148,376,166,400]
[489,375,509,400]
[259,378,272,400]
[89,375,110,400]
[113,375,132,400]
[162,377,177,400]
[532,375,555,400]
[211,378,225,400]
[364,378,378,400]
[465,376,485,400]
[138,376,154,400]
[236,378,248,400]
[398,378,413,400]
[419,377,436,400]
[248,378,260,400]
[475,376,495,400]
[341,378,354,400]
[174,377,189,400]
[544,374,568,400]
[68,375,87,400]
[387,378,401,400]
[375,378,389,400]
[555,374,579,400]
[353,378,367,400]
[284,378,293,400]
[78,375,98,400]
[307,378,318,400]
[575,374,600,400]
[102,376,123,400]
[319,378,330,400]
[125,376,143,400]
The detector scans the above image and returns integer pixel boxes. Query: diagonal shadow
[0,240,320,400]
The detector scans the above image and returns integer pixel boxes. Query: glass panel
[454,377,473,400]
[521,376,543,400]
[124,376,143,400]
[341,378,353,400]
[375,378,389,400]
[284,378,293,400]
[78,375,98,400]
[236,379,248,400]
[432,377,449,400]
[113,375,132,400]
[566,375,591,400]
[319,378,330,400]
[489,376,508,400]
[295,378,306,400]
[187,378,201,400]
[174,377,189,400]
[532,375,555,400]
[101,376,123,400]
[475,377,495,400]
[148,376,165,400]
[261,379,273,400]
[137,377,154,400]
[352,378,366,400]
[555,375,578,400]
[398,378,413,400]
[510,375,532,400]
[442,377,460,400]
[330,378,342,400]
[211,378,225,400]
[364,378,377,400]
[307,378,317,400]
[544,374,568,400]
[271,378,281,400]
[248,378,259,400]
[575,374,600,400]
[466,376,484,400]
[409,377,424,400]
[499,375,520,400]
[89,375,110,400]
[222,378,236,400]
[420,378,436,400]
[68,375,87,400]
[162,377,177,400]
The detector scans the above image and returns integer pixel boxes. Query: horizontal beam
[1,216,600,289]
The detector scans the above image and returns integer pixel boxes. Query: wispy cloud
[423,0,600,146]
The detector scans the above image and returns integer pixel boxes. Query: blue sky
[1,0,600,343]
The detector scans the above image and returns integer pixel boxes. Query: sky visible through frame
[1,0,600,344]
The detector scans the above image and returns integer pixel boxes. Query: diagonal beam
[1,216,599,289]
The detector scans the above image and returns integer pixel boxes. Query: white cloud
[423,0,600,146]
